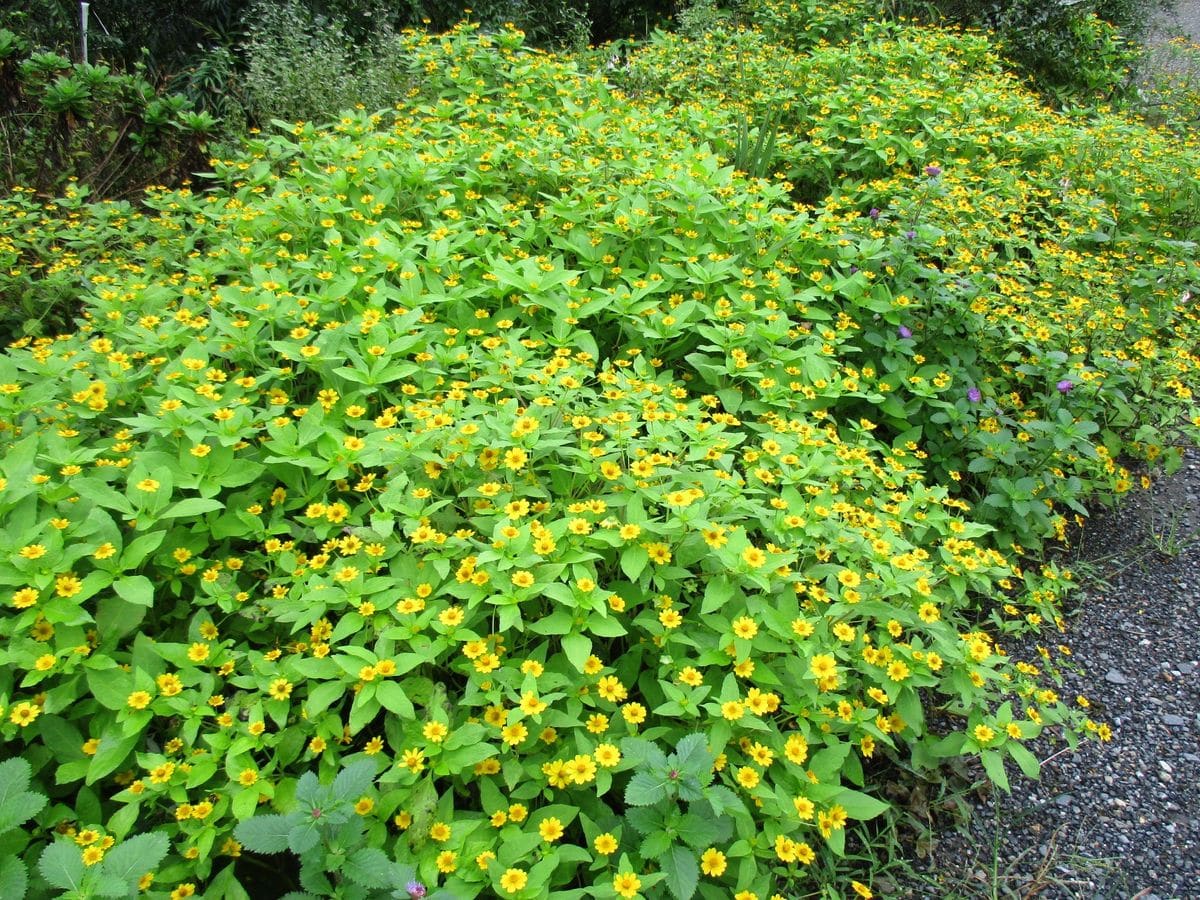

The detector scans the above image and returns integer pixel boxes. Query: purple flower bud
[924,165,942,177]
[904,229,916,240]
[1056,379,1073,394]
[406,882,427,899]
[869,207,881,220]
[967,387,981,403]
[898,325,912,339]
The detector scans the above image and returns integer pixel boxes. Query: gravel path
[897,446,1200,898]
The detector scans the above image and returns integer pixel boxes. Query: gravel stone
[898,446,1200,898]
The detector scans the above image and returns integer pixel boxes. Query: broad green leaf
[38,841,85,892]
[100,832,169,887]
[234,814,296,854]
[980,749,1010,793]
[112,576,154,608]
[343,847,396,889]
[624,771,668,807]
[0,857,27,900]
[560,632,592,672]
[660,845,699,900]
[160,497,224,518]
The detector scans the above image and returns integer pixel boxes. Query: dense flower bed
[0,12,1197,899]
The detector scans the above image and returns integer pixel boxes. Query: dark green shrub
[0,28,217,197]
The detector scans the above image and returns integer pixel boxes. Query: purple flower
[967,387,981,403]
[924,165,942,177]
[406,882,427,899]
[904,229,917,240]
[869,207,881,220]
[898,325,913,339]
[1056,379,1073,394]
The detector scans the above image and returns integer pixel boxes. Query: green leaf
[639,830,673,860]
[375,681,414,718]
[0,857,27,900]
[1006,742,1041,780]
[333,759,378,800]
[980,749,1010,793]
[677,809,731,849]
[0,757,32,796]
[112,576,154,608]
[832,789,889,821]
[669,734,713,779]
[343,847,396,889]
[160,497,224,518]
[619,545,648,581]
[560,632,592,672]
[86,730,141,785]
[100,832,169,888]
[38,841,85,892]
[287,818,322,854]
[234,814,296,854]
[624,771,668,807]
[660,845,699,900]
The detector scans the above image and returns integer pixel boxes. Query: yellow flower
[538,817,564,842]
[594,743,621,767]
[499,868,528,894]
[436,850,457,873]
[136,478,160,491]
[851,882,873,899]
[82,846,105,866]
[731,616,758,639]
[613,872,642,898]
[9,702,40,728]
[126,691,152,710]
[700,847,727,876]
[974,724,996,744]
[721,700,745,721]
[736,766,759,789]
[594,833,618,855]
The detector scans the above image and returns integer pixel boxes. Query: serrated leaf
[38,841,85,892]
[343,847,396,889]
[669,734,713,779]
[624,805,662,836]
[624,771,668,807]
[0,789,46,835]
[619,737,669,772]
[234,813,297,854]
[0,857,27,900]
[101,832,169,886]
[676,810,731,849]
[660,845,699,900]
[639,830,673,860]
[704,785,745,818]
[332,759,378,801]
[288,819,322,854]
[0,757,32,797]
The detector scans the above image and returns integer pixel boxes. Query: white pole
[80,2,90,64]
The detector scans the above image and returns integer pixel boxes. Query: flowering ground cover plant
[0,9,1198,899]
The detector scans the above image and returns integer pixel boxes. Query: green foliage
[0,27,217,198]
[0,16,1196,900]
[0,757,49,898]
[37,832,170,899]
[881,0,1151,101]
[619,735,738,900]
[237,0,418,125]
